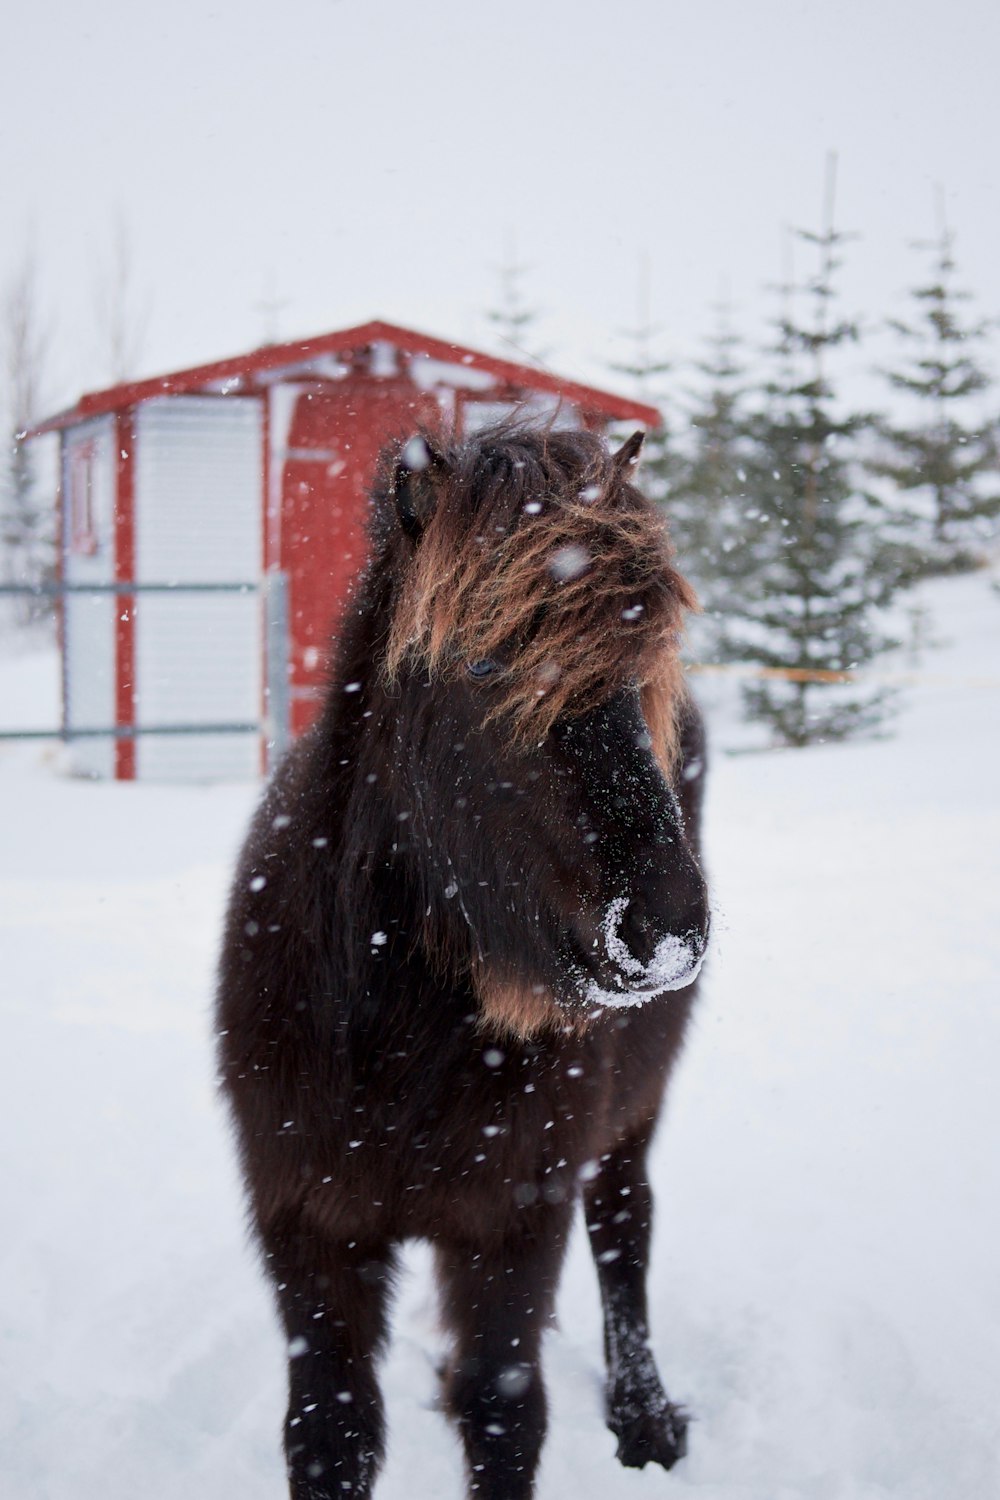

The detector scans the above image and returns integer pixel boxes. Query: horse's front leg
[435,1205,572,1500]
[583,1122,688,1471]
[260,1212,398,1499]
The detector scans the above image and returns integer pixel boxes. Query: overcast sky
[4,0,999,416]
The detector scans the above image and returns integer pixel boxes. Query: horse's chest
[324,1032,609,1226]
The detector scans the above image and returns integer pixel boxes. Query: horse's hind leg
[435,1206,572,1500]
[583,1120,688,1471]
[260,1213,398,1499]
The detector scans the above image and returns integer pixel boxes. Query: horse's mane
[377,423,697,772]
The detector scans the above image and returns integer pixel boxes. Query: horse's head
[364,423,708,1037]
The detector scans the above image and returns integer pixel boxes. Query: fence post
[264,569,291,770]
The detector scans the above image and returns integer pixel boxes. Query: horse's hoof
[611,1404,688,1471]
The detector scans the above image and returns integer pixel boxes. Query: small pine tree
[94,213,151,383]
[666,295,753,637]
[1,252,52,631]
[485,236,548,364]
[722,160,900,746]
[608,253,684,514]
[873,207,999,572]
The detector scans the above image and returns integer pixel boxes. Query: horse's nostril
[596,892,706,998]
[618,904,662,966]
[614,879,709,972]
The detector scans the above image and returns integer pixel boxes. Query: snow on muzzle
[584,895,707,1009]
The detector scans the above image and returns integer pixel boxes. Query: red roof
[31,318,661,436]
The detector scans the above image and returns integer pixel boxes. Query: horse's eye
[466,658,499,679]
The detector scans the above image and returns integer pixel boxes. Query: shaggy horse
[217,423,710,1499]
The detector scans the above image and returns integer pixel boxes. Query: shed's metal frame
[0,575,290,763]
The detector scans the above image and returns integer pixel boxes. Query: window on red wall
[69,442,99,556]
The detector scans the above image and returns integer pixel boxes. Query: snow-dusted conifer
[93,213,151,384]
[608,254,684,528]
[1,252,52,631]
[722,159,899,746]
[485,235,549,364]
[872,209,999,573]
[665,295,752,650]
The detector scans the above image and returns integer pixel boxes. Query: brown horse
[217,423,710,1499]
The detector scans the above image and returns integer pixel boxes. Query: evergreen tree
[94,212,151,382]
[722,161,900,746]
[608,253,684,515]
[1,252,52,630]
[873,210,999,572]
[666,294,753,636]
[486,235,548,364]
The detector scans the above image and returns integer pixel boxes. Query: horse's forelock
[381,426,696,768]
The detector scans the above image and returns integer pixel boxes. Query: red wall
[279,378,440,735]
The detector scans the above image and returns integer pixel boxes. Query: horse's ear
[613,429,646,474]
[392,434,450,541]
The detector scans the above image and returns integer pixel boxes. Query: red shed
[35,319,659,781]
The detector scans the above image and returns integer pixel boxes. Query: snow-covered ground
[1,570,998,1500]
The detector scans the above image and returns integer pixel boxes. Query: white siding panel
[462,396,579,435]
[63,418,116,778]
[133,397,262,780]
[135,397,262,583]
[137,731,259,783]
[135,592,260,782]
[64,595,117,778]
